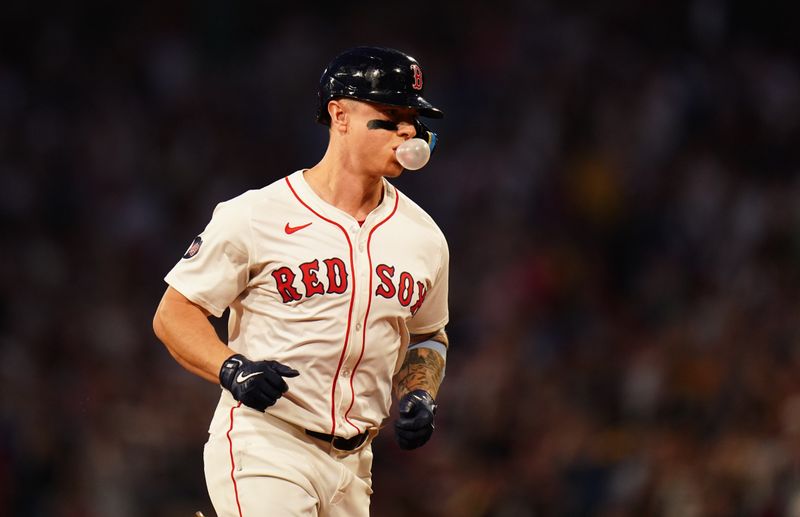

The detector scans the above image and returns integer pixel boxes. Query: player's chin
[383,159,405,178]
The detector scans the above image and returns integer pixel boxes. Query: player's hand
[219,354,299,412]
[394,389,437,450]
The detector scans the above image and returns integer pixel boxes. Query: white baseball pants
[203,404,375,517]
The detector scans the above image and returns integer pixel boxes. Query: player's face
[345,101,417,178]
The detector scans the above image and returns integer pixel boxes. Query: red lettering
[299,259,325,298]
[375,264,396,298]
[271,267,301,303]
[398,272,413,306]
[324,257,348,294]
[411,64,423,91]
[410,281,427,315]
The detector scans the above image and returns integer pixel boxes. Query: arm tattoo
[394,347,446,400]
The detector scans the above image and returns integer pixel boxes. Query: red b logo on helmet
[411,64,423,90]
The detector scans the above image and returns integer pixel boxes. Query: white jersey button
[341,368,350,377]
[350,225,359,234]
[355,323,362,331]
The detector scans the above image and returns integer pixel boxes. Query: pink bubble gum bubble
[395,138,431,171]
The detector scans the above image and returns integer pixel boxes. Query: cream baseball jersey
[165,170,449,438]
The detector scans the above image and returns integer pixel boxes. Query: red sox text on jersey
[271,260,427,315]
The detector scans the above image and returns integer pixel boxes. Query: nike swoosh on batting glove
[219,353,299,412]
[394,389,437,450]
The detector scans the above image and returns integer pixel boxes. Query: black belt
[305,429,369,451]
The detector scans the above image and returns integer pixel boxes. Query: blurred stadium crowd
[1,1,799,516]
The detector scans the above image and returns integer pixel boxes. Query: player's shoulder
[214,173,298,211]
[389,182,447,242]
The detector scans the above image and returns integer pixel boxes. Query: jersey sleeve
[407,233,449,334]
[164,197,253,318]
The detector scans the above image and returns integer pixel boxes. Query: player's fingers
[396,423,434,441]
[395,418,423,431]
[397,433,431,450]
[398,440,417,450]
[255,382,283,402]
[395,426,433,439]
[395,411,433,430]
[242,391,270,412]
[397,436,427,449]
[397,433,432,444]
[272,362,300,378]
[257,370,290,392]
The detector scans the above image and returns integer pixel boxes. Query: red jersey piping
[284,176,358,435]
[227,402,243,517]
[343,186,400,430]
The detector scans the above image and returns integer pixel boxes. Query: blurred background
[2,1,800,515]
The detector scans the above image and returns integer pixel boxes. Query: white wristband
[407,339,447,361]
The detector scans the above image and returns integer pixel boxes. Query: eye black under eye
[367,119,398,131]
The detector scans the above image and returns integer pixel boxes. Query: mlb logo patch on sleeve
[182,236,203,259]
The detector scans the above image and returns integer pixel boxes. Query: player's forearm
[153,287,232,384]
[393,329,448,400]
[162,337,217,382]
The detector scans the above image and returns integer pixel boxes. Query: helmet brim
[411,97,444,119]
[351,91,444,119]
[317,91,444,125]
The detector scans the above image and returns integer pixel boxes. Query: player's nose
[397,121,416,140]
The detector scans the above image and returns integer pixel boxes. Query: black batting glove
[394,389,437,450]
[219,354,299,412]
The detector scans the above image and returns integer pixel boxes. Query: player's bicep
[161,286,212,317]
[154,287,212,338]
[407,236,450,334]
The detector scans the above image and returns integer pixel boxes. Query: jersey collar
[290,170,397,230]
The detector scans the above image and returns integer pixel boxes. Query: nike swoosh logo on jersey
[236,371,263,383]
[285,222,312,234]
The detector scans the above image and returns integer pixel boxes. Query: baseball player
[153,46,450,516]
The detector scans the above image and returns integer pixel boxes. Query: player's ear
[328,100,349,133]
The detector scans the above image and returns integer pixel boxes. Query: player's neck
[303,161,384,221]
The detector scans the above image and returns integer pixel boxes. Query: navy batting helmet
[317,46,444,125]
